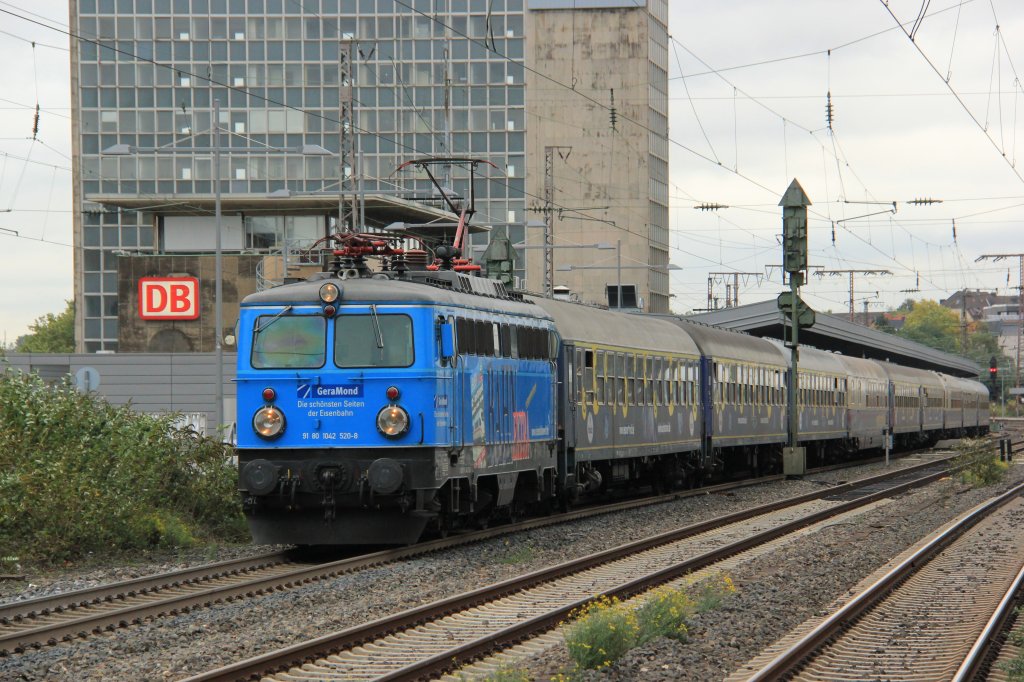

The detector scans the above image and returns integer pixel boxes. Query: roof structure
[685,299,980,378]
[86,192,456,228]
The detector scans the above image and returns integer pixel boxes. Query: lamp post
[103,104,331,438]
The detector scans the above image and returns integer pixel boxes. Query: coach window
[499,323,511,357]
[645,355,651,405]
[335,314,414,368]
[656,358,666,406]
[671,362,679,405]
[589,350,598,403]
[635,355,644,405]
[456,318,471,355]
[603,353,612,403]
[252,314,326,369]
[597,351,606,404]
[646,356,653,406]
[621,353,630,404]
[632,356,641,406]
[478,320,488,355]
[635,355,644,406]
[616,353,625,405]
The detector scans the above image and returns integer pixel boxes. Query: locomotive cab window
[251,314,326,369]
[335,314,414,368]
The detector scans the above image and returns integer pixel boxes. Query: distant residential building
[940,289,1019,321]
[881,312,907,332]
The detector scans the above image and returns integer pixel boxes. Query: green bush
[0,367,246,563]
[952,437,1007,487]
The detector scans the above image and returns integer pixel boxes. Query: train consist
[234,248,989,545]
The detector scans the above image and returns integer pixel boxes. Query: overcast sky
[2,0,1024,342]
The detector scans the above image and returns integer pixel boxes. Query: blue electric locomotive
[236,268,559,544]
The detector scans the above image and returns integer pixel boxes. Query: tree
[15,300,75,353]
[898,299,958,353]
[961,321,1005,366]
[874,313,896,334]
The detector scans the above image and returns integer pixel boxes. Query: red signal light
[386,386,400,401]
[262,387,276,402]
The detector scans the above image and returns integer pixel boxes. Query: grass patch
[499,540,535,565]
[477,664,533,682]
[951,437,1007,487]
[0,366,246,564]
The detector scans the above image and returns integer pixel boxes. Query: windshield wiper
[256,305,294,334]
[370,304,384,348]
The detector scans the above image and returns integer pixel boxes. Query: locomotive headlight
[319,282,340,304]
[253,405,286,439]
[376,405,410,438]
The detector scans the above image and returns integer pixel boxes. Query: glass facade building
[70,0,664,351]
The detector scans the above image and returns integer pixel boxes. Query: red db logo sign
[138,277,200,320]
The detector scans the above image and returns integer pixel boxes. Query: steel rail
[746,479,1024,681]
[0,551,291,623]
[952,560,1024,681]
[185,459,958,682]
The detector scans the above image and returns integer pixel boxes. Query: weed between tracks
[499,539,535,565]
[555,573,737,677]
[999,624,1024,680]
[951,437,1008,487]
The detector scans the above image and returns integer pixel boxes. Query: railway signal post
[780,179,813,476]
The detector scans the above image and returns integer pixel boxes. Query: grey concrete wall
[2,352,237,438]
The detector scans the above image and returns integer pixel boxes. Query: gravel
[515,459,1024,681]
[0,449,1012,681]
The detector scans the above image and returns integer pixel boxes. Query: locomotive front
[235,275,456,545]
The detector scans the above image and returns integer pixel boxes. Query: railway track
[738,480,1024,681]
[0,476,764,655]
[0,451,947,656]
[184,455,961,682]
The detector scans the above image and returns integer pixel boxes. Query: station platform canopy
[86,192,457,229]
[684,299,980,378]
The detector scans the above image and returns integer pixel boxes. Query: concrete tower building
[69,0,670,352]
[524,0,670,313]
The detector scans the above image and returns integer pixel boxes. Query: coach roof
[242,275,552,318]
[528,297,701,355]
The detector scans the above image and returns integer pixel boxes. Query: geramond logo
[138,277,200,320]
